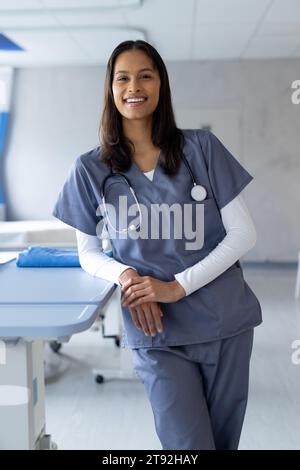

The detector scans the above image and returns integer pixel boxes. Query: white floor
[45,264,300,450]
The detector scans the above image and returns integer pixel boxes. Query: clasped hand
[120,274,186,337]
[121,275,185,307]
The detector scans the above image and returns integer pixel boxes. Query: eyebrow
[114,68,153,75]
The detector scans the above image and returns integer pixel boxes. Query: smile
[124,97,148,107]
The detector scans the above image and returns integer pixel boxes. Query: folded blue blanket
[16,247,80,267]
[16,246,114,267]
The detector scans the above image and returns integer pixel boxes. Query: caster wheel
[49,341,62,354]
[95,374,104,384]
[115,337,120,348]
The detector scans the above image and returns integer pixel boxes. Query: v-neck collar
[121,152,164,204]
[130,150,162,185]
[121,140,194,204]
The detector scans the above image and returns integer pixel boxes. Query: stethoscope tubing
[100,154,206,234]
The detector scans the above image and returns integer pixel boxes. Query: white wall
[3,59,300,261]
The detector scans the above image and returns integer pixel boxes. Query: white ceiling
[0,0,300,66]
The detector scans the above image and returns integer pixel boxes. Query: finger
[129,307,143,330]
[142,304,157,337]
[121,283,149,302]
[121,277,144,291]
[122,287,152,305]
[136,307,150,336]
[150,303,163,334]
[156,303,163,317]
[127,294,154,308]
[121,284,148,302]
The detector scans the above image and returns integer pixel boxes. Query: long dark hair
[99,39,184,175]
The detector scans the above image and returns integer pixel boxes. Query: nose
[128,77,141,93]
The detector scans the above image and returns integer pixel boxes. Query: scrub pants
[131,328,254,450]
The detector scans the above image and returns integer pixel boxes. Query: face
[112,49,161,122]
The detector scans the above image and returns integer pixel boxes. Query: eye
[117,74,152,81]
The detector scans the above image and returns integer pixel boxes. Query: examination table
[0,259,115,450]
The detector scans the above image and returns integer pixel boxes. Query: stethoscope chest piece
[191,184,207,202]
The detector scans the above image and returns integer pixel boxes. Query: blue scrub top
[53,129,262,348]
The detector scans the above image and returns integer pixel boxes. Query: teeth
[126,98,146,103]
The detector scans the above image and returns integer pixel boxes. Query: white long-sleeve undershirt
[76,169,256,296]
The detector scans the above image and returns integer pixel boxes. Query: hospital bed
[0,220,135,380]
[0,259,115,450]
[0,219,77,354]
[0,219,76,249]
[0,219,122,351]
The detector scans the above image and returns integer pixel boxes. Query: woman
[53,40,262,450]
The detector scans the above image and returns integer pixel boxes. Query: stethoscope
[100,154,207,234]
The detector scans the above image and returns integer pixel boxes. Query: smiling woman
[99,40,184,175]
[52,39,262,451]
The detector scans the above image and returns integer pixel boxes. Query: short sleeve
[52,158,100,236]
[200,130,253,210]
